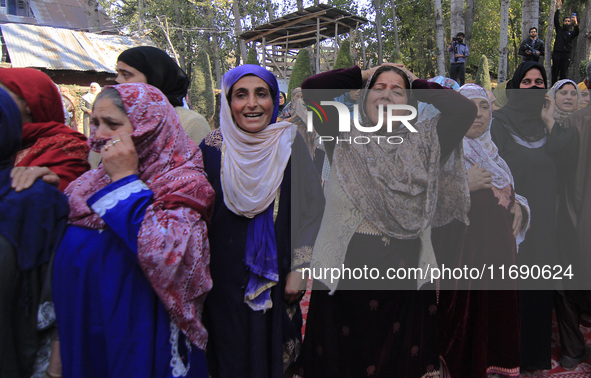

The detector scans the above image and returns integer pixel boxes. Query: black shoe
[560,345,591,370]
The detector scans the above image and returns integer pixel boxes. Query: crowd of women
[1,43,591,378]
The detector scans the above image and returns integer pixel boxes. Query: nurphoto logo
[306,100,418,145]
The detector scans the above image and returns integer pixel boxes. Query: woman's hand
[361,63,418,82]
[467,164,493,192]
[101,133,138,182]
[541,94,556,132]
[386,63,419,82]
[10,166,60,192]
[284,270,307,304]
[510,202,523,239]
[361,65,382,82]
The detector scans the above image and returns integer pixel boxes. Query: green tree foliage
[288,48,313,100]
[190,50,216,120]
[475,55,492,90]
[390,50,403,64]
[334,40,353,69]
[246,46,260,65]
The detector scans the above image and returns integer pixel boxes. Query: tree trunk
[212,33,222,89]
[464,0,475,52]
[174,4,186,71]
[86,0,100,32]
[232,0,247,64]
[498,0,510,82]
[374,0,383,64]
[450,0,465,38]
[521,0,539,40]
[138,0,143,34]
[267,0,274,21]
[544,0,557,81]
[568,1,591,81]
[297,0,303,11]
[390,0,400,55]
[433,0,446,75]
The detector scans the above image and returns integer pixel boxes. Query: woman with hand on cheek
[53,83,214,378]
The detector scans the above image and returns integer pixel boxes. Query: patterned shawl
[65,83,215,349]
[334,67,443,238]
[460,84,514,190]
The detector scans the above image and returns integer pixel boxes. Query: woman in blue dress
[53,83,215,377]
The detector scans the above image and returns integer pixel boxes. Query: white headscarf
[81,82,101,104]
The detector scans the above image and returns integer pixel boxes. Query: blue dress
[53,175,208,378]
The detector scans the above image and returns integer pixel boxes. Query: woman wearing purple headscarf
[199,65,324,377]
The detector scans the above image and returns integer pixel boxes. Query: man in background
[519,27,545,63]
[551,0,579,84]
[447,32,468,86]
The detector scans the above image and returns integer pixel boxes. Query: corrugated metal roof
[1,23,156,72]
[29,0,113,31]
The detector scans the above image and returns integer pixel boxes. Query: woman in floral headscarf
[53,83,214,377]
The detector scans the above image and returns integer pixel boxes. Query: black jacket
[553,9,579,53]
[519,37,545,62]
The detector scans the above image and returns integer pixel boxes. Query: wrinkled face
[230,75,274,133]
[365,71,409,127]
[90,83,100,94]
[466,98,491,139]
[519,68,545,89]
[529,29,538,38]
[580,89,590,108]
[92,97,133,140]
[115,61,148,84]
[555,83,578,112]
[292,90,303,102]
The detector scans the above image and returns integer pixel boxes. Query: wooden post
[285,31,289,80]
[334,22,338,67]
[262,37,266,70]
[316,17,320,73]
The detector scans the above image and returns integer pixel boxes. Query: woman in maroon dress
[438,84,530,377]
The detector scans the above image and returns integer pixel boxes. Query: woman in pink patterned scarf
[53,83,214,377]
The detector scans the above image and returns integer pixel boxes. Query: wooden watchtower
[239,4,367,81]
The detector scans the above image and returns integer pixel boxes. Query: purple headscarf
[222,64,280,123]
